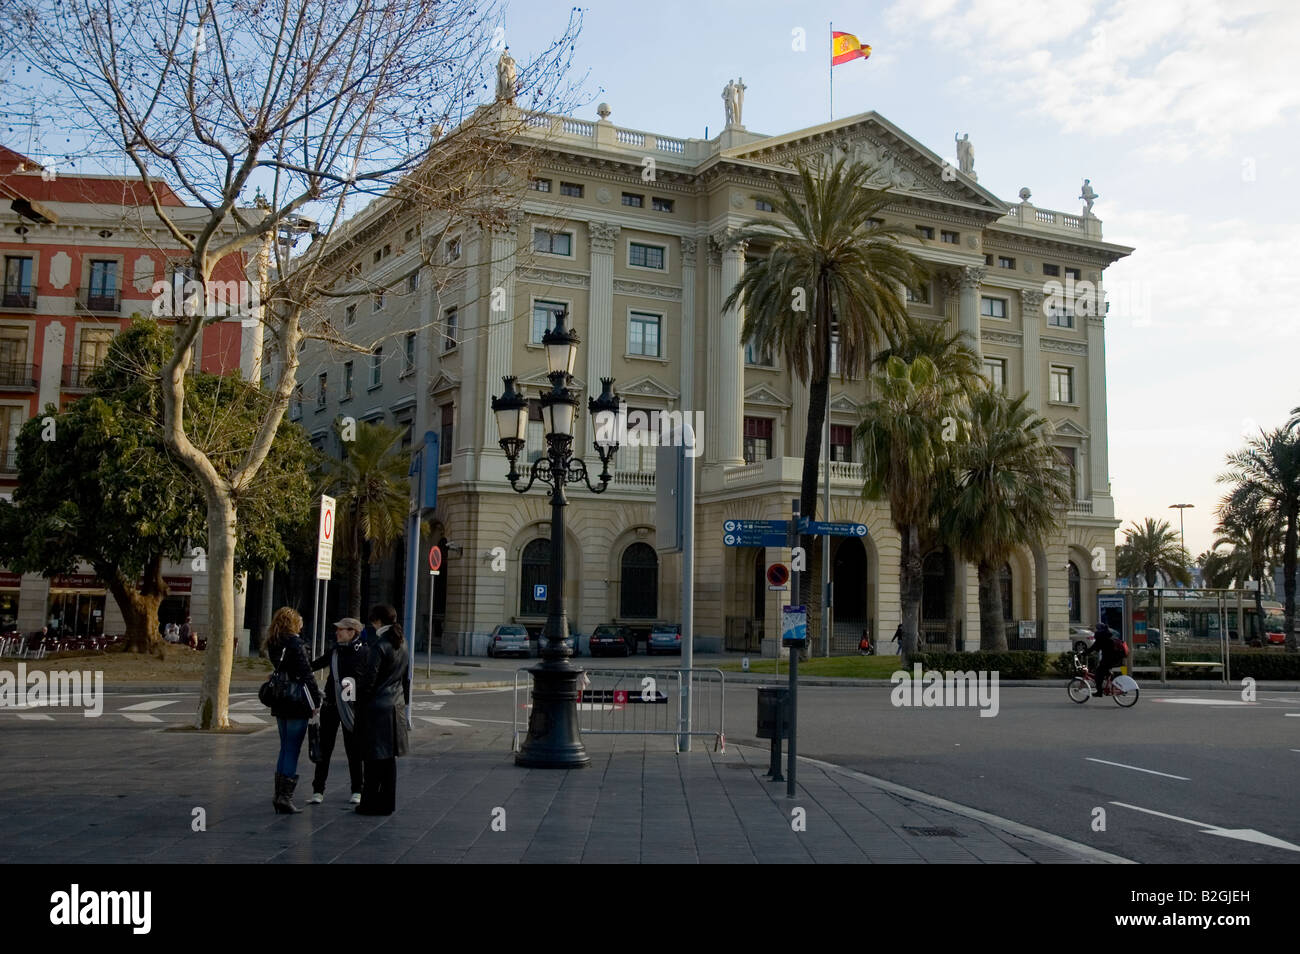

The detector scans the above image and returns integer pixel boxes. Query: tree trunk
[798,370,829,615]
[977,560,1006,651]
[1285,509,1298,653]
[196,491,238,729]
[102,556,166,654]
[1144,571,1157,644]
[898,523,922,657]
[349,515,364,619]
[943,546,958,652]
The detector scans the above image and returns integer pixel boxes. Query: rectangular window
[830,333,839,375]
[290,385,304,420]
[342,361,354,399]
[1042,263,1060,277]
[628,311,661,357]
[1047,300,1075,328]
[940,230,959,245]
[0,330,26,369]
[629,242,665,269]
[745,337,773,367]
[532,299,566,345]
[525,399,545,463]
[404,227,415,242]
[403,333,416,373]
[1056,446,1078,498]
[530,178,551,192]
[533,228,572,256]
[372,292,384,313]
[651,197,674,213]
[866,217,884,228]
[369,348,382,388]
[88,260,118,296]
[445,237,461,263]
[906,283,931,305]
[345,304,356,326]
[2,256,34,307]
[743,417,773,464]
[1050,365,1074,404]
[317,373,327,408]
[980,296,1007,318]
[440,405,454,464]
[78,329,114,371]
[984,253,994,266]
[1,405,25,470]
[998,256,1015,269]
[983,357,1006,393]
[373,249,383,264]
[621,192,643,207]
[560,181,584,197]
[1065,267,1082,281]
[915,225,935,240]
[617,408,660,473]
[443,307,458,352]
[755,198,774,212]
[830,424,853,463]
[407,272,419,293]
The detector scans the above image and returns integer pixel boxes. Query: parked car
[646,623,682,656]
[487,624,532,658]
[589,624,635,657]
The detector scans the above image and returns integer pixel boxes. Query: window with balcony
[443,306,458,352]
[628,242,665,270]
[830,424,853,462]
[531,299,566,345]
[628,311,661,357]
[1056,445,1078,499]
[3,256,35,308]
[75,329,113,387]
[0,331,29,387]
[743,416,773,464]
[440,404,454,464]
[1049,365,1074,404]
[525,399,545,463]
[617,407,659,474]
[1,405,24,473]
[983,356,1006,393]
[84,260,119,311]
[533,228,572,257]
[980,296,1007,318]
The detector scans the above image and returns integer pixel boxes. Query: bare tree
[12,0,583,727]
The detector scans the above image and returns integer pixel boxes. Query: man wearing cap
[307,617,369,804]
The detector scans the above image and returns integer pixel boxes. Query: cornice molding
[1041,336,1089,355]
[612,278,681,302]
[517,266,590,289]
[981,329,1023,346]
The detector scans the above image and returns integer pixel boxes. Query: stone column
[958,265,986,362]
[705,237,723,467]
[1086,315,1109,496]
[482,218,518,469]
[714,230,746,469]
[458,227,482,478]
[679,238,697,416]
[587,222,619,447]
[1020,288,1043,411]
[939,271,962,334]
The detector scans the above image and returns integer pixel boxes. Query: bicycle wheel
[1112,675,1139,707]
[1067,677,1091,703]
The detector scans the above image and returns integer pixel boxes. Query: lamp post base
[515,661,590,769]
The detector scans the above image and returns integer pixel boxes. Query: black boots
[273,773,302,814]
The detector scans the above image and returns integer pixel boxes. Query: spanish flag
[832,31,871,66]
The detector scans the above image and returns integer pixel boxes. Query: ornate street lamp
[492,309,620,768]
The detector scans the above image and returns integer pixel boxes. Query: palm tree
[724,156,927,608]
[856,354,963,656]
[1218,426,1300,651]
[1197,549,1237,590]
[940,390,1072,650]
[326,420,411,619]
[1116,518,1192,636]
[1213,494,1279,625]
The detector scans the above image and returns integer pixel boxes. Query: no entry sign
[766,562,789,590]
[428,545,442,573]
[316,495,336,581]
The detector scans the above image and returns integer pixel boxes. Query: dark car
[589,624,635,657]
[487,624,532,658]
[646,623,681,656]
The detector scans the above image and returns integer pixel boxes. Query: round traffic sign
[428,545,442,572]
[322,509,333,540]
[766,563,789,587]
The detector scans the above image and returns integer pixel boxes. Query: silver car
[487,624,531,658]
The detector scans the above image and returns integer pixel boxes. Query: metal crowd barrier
[513,667,726,753]
[0,635,47,659]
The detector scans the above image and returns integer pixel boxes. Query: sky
[502,0,1300,556]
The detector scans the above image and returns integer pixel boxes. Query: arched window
[1068,561,1082,623]
[999,563,1013,621]
[922,551,946,621]
[620,542,658,618]
[520,539,550,615]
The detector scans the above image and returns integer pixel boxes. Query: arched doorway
[831,537,868,654]
[1068,561,1082,624]
[520,539,551,617]
[921,551,946,650]
[619,542,658,619]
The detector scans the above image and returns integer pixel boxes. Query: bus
[1152,595,1285,646]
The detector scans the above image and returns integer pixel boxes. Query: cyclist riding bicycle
[1089,621,1122,696]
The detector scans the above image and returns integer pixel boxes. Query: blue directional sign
[799,519,869,537]
[723,519,790,533]
[723,531,790,547]
[534,584,547,601]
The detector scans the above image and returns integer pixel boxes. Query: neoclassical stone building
[295,91,1132,655]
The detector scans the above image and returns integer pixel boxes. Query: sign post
[427,545,441,677]
[314,495,336,658]
[785,498,800,798]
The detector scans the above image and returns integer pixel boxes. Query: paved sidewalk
[0,718,1125,864]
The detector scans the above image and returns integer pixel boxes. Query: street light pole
[493,312,621,769]
[1169,503,1194,562]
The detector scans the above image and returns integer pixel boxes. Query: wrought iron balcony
[1,284,37,309]
[0,362,37,389]
[77,286,121,313]
[0,445,16,474]
[63,363,102,390]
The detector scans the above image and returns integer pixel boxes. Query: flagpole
[829,21,833,121]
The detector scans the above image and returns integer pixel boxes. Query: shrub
[907,651,1049,680]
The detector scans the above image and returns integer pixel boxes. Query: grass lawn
[0,645,272,683]
[717,655,905,678]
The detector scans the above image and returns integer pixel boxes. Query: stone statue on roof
[496,49,517,104]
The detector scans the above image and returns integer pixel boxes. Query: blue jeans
[276,717,309,776]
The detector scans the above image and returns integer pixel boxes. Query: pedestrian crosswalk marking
[228,713,267,724]
[122,713,163,723]
[121,700,178,711]
[419,716,468,727]
[228,699,264,709]
[430,689,454,696]
[16,713,54,721]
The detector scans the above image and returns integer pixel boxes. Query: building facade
[298,97,1132,655]
[0,146,254,637]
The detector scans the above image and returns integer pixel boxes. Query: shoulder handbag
[259,644,311,711]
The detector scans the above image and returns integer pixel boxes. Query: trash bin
[756,686,790,740]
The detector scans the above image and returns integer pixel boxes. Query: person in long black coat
[353,604,410,815]
[307,617,369,805]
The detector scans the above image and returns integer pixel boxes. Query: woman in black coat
[353,604,410,815]
[265,607,322,814]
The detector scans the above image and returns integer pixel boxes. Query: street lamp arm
[507,456,549,494]
[569,456,612,494]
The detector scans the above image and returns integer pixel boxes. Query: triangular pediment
[616,375,678,401]
[829,393,861,414]
[724,112,1008,214]
[1051,418,1090,439]
[516,367,589,394]
[744,383,790,408]
[428,370,461,396]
